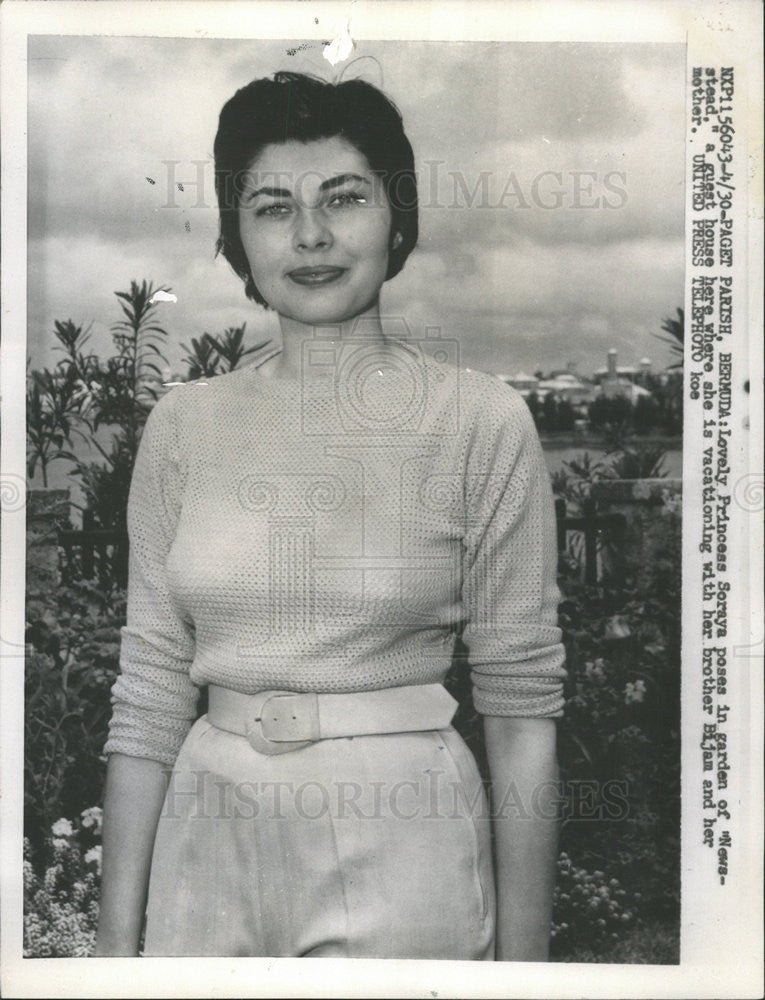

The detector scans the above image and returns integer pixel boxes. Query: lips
[287,265,347,287]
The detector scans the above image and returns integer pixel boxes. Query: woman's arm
[94,753,170,956]
[484,715,560,962]
[96,393,198,955]
[460,379,566,958]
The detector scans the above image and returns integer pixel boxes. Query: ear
[391,231,403,251]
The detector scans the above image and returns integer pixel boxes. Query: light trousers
[143,716,496,958]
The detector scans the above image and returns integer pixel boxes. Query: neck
[272,299,386,379]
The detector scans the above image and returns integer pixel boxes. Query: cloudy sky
[28,35,685,378]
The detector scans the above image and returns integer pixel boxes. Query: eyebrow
[244,172,371,204]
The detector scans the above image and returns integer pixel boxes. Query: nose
[293,208,333,252]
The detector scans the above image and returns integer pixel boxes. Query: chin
[286,295,381,328]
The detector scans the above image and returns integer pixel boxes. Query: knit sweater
[105,343,566,766]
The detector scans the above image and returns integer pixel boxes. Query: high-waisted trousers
[143,715,496,959]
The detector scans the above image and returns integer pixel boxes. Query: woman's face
[238,136,395,326]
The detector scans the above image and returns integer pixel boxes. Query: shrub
[25,579,125,852]
[551,853,640,956]
[556,502,681,922]
[23,809,102,957]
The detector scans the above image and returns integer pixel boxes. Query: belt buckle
[244,691,319,755]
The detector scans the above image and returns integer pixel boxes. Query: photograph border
[2,2,762,998]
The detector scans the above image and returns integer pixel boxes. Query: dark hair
[214,71,419,306]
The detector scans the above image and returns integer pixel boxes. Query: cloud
[385,236,683,374]
[26,36,686,379]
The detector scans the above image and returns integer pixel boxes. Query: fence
[58,509,129,587]
[555,497,628,585]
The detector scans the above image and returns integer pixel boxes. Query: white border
[2,2,763,997]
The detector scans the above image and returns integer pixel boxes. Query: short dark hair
[214,71,419,306]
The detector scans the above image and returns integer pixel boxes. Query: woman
[95,71,565,960]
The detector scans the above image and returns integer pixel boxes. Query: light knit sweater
[105,344,566,765]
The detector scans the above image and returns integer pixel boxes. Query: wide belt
[207,683,458,755]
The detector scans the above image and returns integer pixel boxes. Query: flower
[624,679,647,704]
[604,615,631,640]
[51,818,73,838]
[80,807,103,834]
[84,846,102,875]
[584,658,607,681]
[633,481,652,501]
[661,489,682,515]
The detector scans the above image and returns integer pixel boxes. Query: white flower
[585,658,606,680]
[51,818,74,838]
[84,846,102,875]
[624,679,647,704]
[51,837,69,853]
[661,490,682,516]
[80,806,103,834]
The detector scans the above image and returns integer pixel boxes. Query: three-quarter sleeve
[461,381,566,718]
[104,391,200,765]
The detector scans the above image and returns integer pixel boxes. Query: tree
[588,395,633,435]
[208,324,270,373]
[542,392,558,432]
[632,395,659,435]
[525,391,542,428]
[555,398,576,432]
[654,307,684,369]
[68,281,170,530]
[102,279,171,456]
[181,324,272,379]
[180,334,221,379]
[26,367,86,487]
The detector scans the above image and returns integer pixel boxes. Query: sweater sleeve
[461,381,566,718]
[103,391,200,765]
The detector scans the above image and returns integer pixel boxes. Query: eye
[255,202,292,218]
[328,191,367,208]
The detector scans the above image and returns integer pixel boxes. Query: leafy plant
[556,502,681,922]
[606,444,668,480]
[51,319,99,387]
[26,366,89,486]
[180,333,222,379]
[208,324,270,373]
[25,578,125,848]
[654,307,684,369]
[181,325,272,379]
[100,279,171,453]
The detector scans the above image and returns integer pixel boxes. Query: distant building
[595,349,652,402]
[499,371,540,395]
[536,372,595,406]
